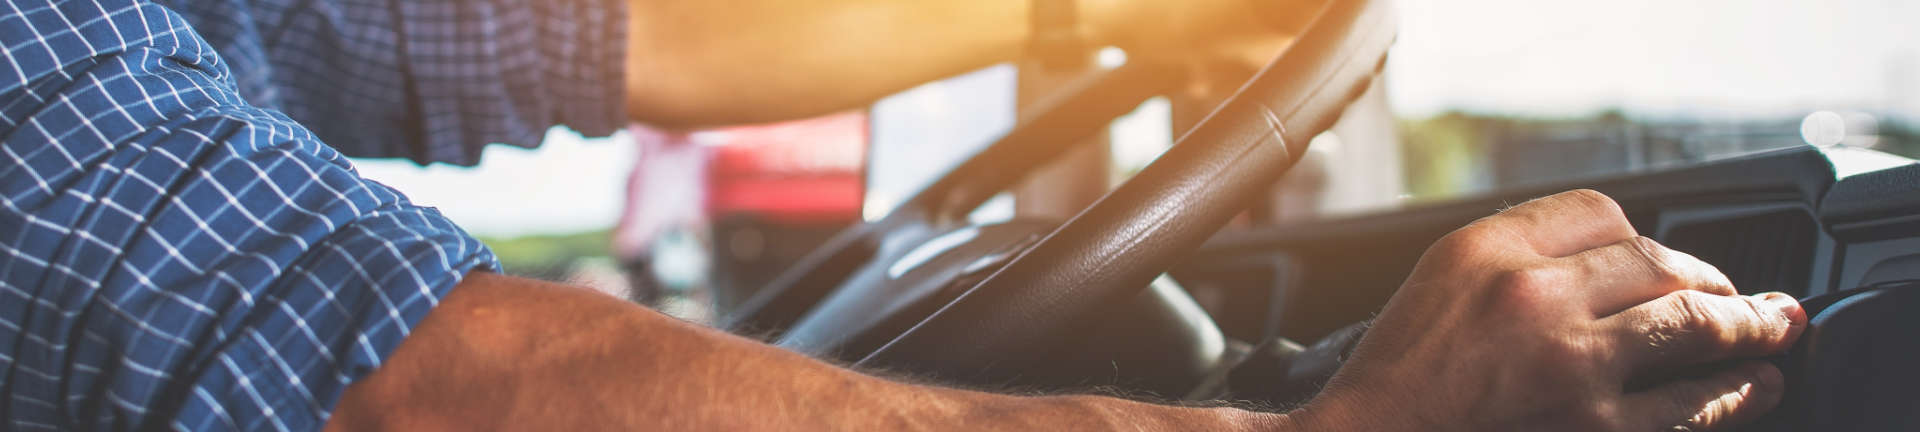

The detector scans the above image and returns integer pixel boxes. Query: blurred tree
[477,230,614,281]
[1397,111,1490,200]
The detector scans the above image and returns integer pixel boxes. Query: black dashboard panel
[1187,146,1839,341]
[1822,162,1920,241]
[1820,163,1920,291]
[1657,203,1822,297]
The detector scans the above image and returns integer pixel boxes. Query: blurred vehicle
[612,114,867,310]
[703,113,868,311]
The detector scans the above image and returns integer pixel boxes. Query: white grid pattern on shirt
[154,0,628,166]
[1,1,504,430]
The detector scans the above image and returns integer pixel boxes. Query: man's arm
[623,0,1312,128]
[322,272,1307,430]
[325,191,1805,431]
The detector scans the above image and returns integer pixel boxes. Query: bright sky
[1386,0,1917,119]
[352,0,1919,238]
[353,128,634,237]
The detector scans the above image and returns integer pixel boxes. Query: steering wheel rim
[852,0,1398,379]
[721,62,1185,336]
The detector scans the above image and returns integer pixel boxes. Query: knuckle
[1736,295,1790,341]
[1440,221,1508,251]
[1638,312,1685,356]
[1537,337,1595,368]
[1680,376,1748,430]
[1669,291,1735,351]
[1429,227,1487,258]
[1660,381,1720,422]
[1488,266,1566,308]
[1560,189,1625,219]
[1626,236,1686,288]
[1669,390,1713,430]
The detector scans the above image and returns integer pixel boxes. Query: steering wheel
[723,0,1397,388]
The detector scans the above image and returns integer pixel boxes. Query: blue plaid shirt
[1,0,626,430]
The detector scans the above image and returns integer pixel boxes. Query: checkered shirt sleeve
[155,0,630,166]
[0,0,622,429]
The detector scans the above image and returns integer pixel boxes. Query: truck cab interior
[692,0,1919,429]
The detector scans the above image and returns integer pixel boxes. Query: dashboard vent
[1661,208,1818,297]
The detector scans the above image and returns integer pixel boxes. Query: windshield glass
[869,0,1920,225]
[1383,0,1917,207]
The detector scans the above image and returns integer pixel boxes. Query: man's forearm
[623,0,1160,129]
[625,0,1024,128]
[325,273,1308,430]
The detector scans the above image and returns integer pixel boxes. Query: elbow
[622,7,847,129]
[621,4,764,130]
[624,72,837,131]
[623,76,747,131]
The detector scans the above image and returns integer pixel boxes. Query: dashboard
[1185,145,1912,340]
[1180,145,1920,429]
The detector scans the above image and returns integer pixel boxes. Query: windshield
[1385,0,1917,206]
[864,0,1919,225]
[342,0,1918,307]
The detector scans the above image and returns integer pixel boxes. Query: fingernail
[1761,292,1802,321]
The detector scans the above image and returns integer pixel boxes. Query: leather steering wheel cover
[722,64,1182,334]
[858,0,1398,379]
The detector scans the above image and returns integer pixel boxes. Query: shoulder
[0,2,498,429]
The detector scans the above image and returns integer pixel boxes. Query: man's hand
[1300,189,1806,431]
